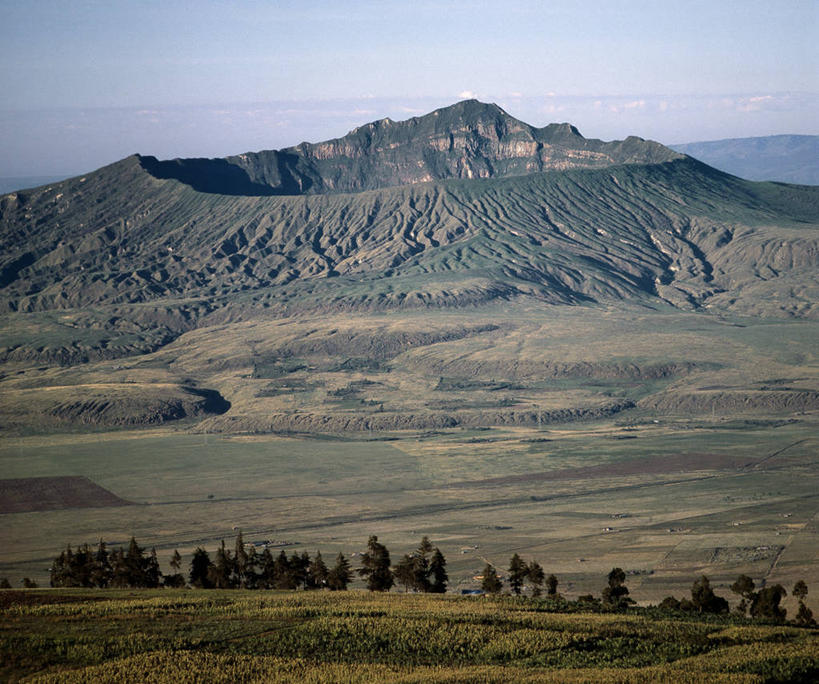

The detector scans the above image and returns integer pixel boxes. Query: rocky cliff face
[142,100,682,195]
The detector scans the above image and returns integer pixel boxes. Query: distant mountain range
[671,135,819,185]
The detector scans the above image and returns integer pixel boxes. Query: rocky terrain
[0,100,817,432]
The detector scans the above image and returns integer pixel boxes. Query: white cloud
[622,99,646,110]
[458,90,477,99]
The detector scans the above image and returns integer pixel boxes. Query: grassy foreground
[2,590,817,683]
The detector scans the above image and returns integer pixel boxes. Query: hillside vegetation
[2,590,817,683]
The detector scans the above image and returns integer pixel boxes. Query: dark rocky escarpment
[142,100,682,196]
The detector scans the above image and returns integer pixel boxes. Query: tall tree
[508,554,527,595]
[110,547,130,588]
[429,548,448,594]
[273,550,293,589]
[244,546,260,589]
[413,536,434,593]
[546,573,559,598]
[307,551,329,590]
[145,548,162,588]
[234,531,249,588]
[730,574,756,616]
[327,552,352,591]
[358,536,393,592]
[691,575,728,614]
[189,547,214,589]
[211,540,234,589]
[602,567,631,609]
[527,561,544,597]
[750,585,788,622]
[481,563,502,594]
[394,554,417,592]
[165,550,186,588]
[793,580,814,626]
[125,537,147,587]
[260,548,276,589]
[91,540,112,588]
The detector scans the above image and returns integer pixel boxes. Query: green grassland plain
[1,303,817,615]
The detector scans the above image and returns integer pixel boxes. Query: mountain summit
[0,100,816,324]
[140,100,682,195]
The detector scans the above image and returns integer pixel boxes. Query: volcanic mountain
[1,100,818,432]
[1,100,816,319]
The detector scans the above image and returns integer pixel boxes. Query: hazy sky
[1,0,817,176]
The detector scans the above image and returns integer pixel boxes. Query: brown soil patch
[446,452,756,489]
[0,476,132,514]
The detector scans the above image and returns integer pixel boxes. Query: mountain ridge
[139,100,683,196]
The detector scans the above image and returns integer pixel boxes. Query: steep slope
[1,101,818,434]
[672,134,819,185]
[1,152,817,320]
[141,100,682,195]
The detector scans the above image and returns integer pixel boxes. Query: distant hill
[671,135,819,185]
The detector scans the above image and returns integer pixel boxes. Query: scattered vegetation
[1,589,816,682]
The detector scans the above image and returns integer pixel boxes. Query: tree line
[19,533,815,627]
[476,556,814,626]
[44,534,446,594]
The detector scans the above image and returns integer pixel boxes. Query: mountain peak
[142,101,683,195]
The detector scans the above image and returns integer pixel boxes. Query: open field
[0,477,131,514]
[2,418,817,613]
[1,302,817,612]
[1,590,817,682]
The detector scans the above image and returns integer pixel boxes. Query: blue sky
[1,0,816,176]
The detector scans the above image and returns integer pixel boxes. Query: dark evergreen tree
[327,552,352,591]
[164,550,186,588]
[125,537,148,587]
[90,540,112,588]
[50,545,75,587]
[110,548,130,588]
[22,577,38,588]
[546,573,559,598]
[481,563,502,594]
[210,540,234,589]
[413,536,433,593]
[189,547,214,588]
[260,548,276,589]
[394,554,417,592]
[291,551,310,590]
[145,548,161,588]
[358,536,393,592]
[0,578,10,588]
[273,550,293,589]
[508,554,527,595]
[307,551,329,590]
[429,548,448,594]
[233,531,249,588]
[527,561,544,597]
[244,546,260,589]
